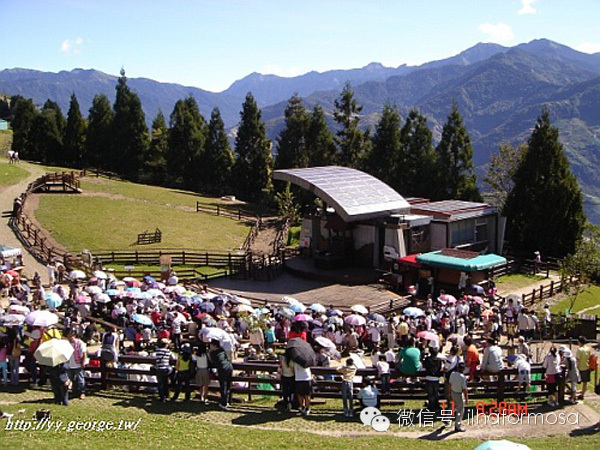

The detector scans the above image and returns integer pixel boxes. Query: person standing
[449,361,468,432]
[209,339,233,410]
[337,358,357,417]
[293,359,312,416]
[6,329,21,386]
[542,346,561,407]
[194,343,211,404]
[47,361,70,405]
[279,353,295,412]
[152,338,173,402]
[171,344,194,402]
[65,329,87,400]
[576,336,592,400]
[422,348,443,413]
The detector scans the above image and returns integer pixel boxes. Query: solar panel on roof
[273,166,410,222]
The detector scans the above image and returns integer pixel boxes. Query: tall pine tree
[86,94,114,170]
[306,105,337,166]
[111,69,148,180]
[367,104,402,190]
[333,82,369,168]
[233,92,273,203]
[504,109,585,257]
[141,109,169,186]
[434,102,481,201]
[167,96,207,190]
[63,93,86,168]
[400,109,437,198]
[204,107,234,195]
[275,95,310,169]
[11,97,37,159]
[29,105,63,165]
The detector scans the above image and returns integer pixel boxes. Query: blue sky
[3,0,600,92]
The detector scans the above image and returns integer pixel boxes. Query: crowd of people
[0,263,598,431]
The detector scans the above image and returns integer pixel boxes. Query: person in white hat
[559,346,580,404]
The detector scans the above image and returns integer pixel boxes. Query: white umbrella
[201,327,231,342]
[315,336,336,350]
[350,304,369,315]
[233,304,255,314]
[69,270,87,280]
[86,285,103,296]
[474,441,532,450]
[34,339,74,367]
[236,298,252,306]
[8,304,30,315]
[309,303,326,313]
[95,293,112,304]
[93,270,108,279]
[25,310,59,327]
[0,314,25,326]
[283,296,300,305]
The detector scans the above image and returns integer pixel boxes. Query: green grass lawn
[496,274,547,293]
[80,176,250,211]
[0,129,12,152]
[0,387,598,449]
[0,160,29,186]
[34,195,250,252]
[549,285,600,314]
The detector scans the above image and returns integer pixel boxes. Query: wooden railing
[136,228,162,245]
[522,275,579,306]
[196,202,259,223]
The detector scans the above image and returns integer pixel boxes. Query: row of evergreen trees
[7,73,587,258]
[276,86,481,202]
[9,74,482,204]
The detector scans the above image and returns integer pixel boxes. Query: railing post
[182,250,186,266]
[217,205,220,216]
[557,370,566,406]
[497,371,505,402]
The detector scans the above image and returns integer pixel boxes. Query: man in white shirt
[449,361,468,432]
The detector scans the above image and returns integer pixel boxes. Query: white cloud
[60,37,84,54]
[478,22,515,43]
[260,65,302,78]
[575,42,600,54]
[518,0,537,15]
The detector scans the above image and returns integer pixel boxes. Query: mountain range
[1,39,599,223]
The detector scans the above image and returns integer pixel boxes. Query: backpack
[589,353,598,371]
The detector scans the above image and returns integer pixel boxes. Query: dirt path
[0,159,49,284]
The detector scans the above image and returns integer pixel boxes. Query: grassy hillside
[34,176,251,252]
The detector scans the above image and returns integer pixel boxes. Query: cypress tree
[63,93,86,168]
[306,105,337,166]
[400,109,437,198]
[434,102,481,201]
[233,92,273,203]
[141,109,168,186]
[204,107,234,195]
[86,94,114,170]
[11,97,37,159]
[367,103,402,190]
[167,96,206,190]
[276,94,310,169]
[333,82,369,168]
[504,108,585,257]
[29,106,63,165]
[111,69,149,180]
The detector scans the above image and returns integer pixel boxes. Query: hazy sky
[3,0,600,92]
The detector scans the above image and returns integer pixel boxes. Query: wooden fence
[55,356,561,406]
[196,202,259,223]
[241,217,262,251]
[136,228,162,245]
[521,275,579,307]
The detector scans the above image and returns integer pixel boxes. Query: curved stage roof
[274,166,410,222]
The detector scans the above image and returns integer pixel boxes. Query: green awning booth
[416,251,506,271]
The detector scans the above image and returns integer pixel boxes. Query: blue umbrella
[403,307,425,317]
[289,302,306,313]
[368,313,386,323]
[143,275,156,284]
[327,309,343,317]
[126,287,141,293]
[106,289,120,297]
[132,314,153,326]
[505,354,520,364]
[45,292,63,309]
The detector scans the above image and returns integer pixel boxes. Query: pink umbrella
[294,313,312,322]
[417,330,439,342]
[472,296,485,305]
[344,314,366,326]
[75,293,91,304]
[439,294,457,304]
[315,336,336,350]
